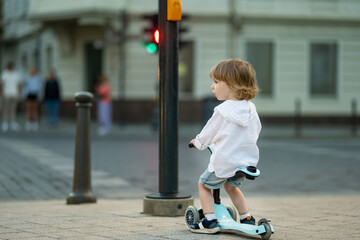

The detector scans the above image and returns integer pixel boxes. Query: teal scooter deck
[185,203,274,239]
[215,203,274,237]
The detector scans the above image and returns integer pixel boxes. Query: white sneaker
[1,122,9,132]
[10,121,20,131]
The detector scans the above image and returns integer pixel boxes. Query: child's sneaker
[240,215,256,225]
[189,217,220,234]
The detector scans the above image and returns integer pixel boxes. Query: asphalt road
[1,123,359,201]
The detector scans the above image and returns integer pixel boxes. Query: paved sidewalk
[1,195,360,240]
[1,119,359,239]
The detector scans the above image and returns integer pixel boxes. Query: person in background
[0,62,22,132]
[43,70,61,127]
[24,67,42,131]
[95,74,112,136]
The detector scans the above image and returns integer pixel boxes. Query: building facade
[1,0,360,123]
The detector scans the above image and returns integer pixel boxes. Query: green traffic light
[146,43,158,54]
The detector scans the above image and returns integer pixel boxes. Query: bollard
[67,92,97,204]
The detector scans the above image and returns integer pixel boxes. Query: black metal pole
[67,91,97,204]
[143,0,193,216]
[146,0,189,199]
[159,0,179,197]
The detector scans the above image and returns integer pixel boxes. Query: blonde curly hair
[209,59,259,100]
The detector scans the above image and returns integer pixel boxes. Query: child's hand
[189,139,197,149]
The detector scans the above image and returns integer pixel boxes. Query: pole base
[143,193,193,216]
[66,191,97,205]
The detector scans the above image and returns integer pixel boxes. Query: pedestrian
[0,62,22,132]
[95,74,112,136]
[189,59,261,234]
[43,69,61,127]
[24,67,42,131]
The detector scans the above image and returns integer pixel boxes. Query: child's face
[211,79,235,100]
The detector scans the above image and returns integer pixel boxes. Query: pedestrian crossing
[0,138,130,192]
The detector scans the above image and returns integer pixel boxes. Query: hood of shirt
[214,100,256,127]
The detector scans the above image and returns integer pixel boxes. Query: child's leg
[198,182,214,215]
[189,182,220,233]
[223,181,248,215]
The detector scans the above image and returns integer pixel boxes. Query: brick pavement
[1,196,360,239]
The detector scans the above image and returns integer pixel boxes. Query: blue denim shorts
[199,169,245,189]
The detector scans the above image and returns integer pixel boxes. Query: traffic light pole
[143,0,193,216]
[158,0,180,198]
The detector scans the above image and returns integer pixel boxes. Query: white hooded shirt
[194,100,261,178]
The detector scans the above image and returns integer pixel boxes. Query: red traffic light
[154,29,160,44]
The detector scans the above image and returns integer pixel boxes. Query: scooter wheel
[185,206,200,229]
[226,204,237,221]
[258,218,271,225]
[258,218,272,240]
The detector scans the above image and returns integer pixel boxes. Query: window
[246,42,274,97]
[310,43,337,97]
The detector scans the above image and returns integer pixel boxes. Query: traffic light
[143,14,159,54]
[154,29,160,44]
[142,13,189,53]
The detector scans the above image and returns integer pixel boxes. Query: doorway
[84,42,103,92]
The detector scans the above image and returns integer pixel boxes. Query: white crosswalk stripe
[0,139,130,187]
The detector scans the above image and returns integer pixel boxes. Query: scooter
[185,144,274,240]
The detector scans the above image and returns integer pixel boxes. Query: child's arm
[191,111,222,150]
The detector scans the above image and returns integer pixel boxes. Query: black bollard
[67,92,97,204]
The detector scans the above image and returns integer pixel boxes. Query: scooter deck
[215,203,274,236]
